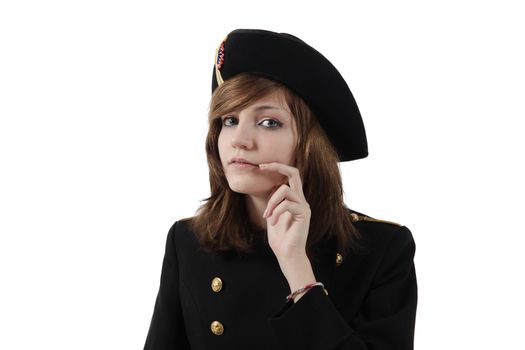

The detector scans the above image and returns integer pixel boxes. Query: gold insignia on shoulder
[350,213,360,222]
[350,213,402,227]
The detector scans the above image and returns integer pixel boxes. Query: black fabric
[211,29,368,162]
[144,210,417,349]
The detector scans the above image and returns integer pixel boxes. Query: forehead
[239,90,291,114]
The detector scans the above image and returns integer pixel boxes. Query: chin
[226,178,276,196]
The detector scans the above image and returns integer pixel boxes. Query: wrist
[287,282,324,302]
[277,255,316,292]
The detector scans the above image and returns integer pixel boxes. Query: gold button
[335,253,343,266]
[211,277,223,292]
[210,320,224,335]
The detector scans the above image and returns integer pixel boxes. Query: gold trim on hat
[214,36,227,87]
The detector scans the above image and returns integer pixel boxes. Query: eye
[221,116,238,127]
[258,118,282,129]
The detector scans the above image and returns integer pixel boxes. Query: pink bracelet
[286,282,324,301]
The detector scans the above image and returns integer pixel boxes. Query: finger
[267,199,310,226]
[263,184,303,218]
[259,162,305,199]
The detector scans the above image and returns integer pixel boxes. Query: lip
[229,157,258,166]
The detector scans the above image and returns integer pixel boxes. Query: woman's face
[218,91,297,196]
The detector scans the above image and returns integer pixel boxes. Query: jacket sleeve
[144,222,190,349]
[268,226,417,350]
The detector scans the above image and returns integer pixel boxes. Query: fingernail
[263,208,268,218]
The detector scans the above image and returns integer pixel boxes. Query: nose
[230,120,254,149]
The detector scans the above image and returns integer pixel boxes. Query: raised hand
[259,162,316,297]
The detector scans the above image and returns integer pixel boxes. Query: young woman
[144,29,417,350]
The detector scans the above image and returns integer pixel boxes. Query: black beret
[211,29,368,162]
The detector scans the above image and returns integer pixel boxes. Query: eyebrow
[252,105,285,112]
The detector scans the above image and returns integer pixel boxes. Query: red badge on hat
[216,41,225,69]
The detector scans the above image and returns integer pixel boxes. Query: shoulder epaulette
[350,213,402,227]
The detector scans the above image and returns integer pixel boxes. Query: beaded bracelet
[286,282,324,301]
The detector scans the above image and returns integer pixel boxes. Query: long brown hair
[191,73,360,256]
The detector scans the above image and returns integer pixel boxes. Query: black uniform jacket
[144,209,417,349]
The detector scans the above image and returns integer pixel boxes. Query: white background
[1,0,524,349]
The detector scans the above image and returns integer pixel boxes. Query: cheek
[217,130,228,163]
[270,134,296,165]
